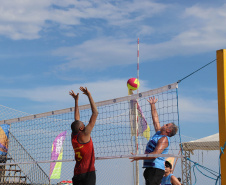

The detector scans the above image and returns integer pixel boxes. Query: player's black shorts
[143,167,164,185]
[72,171,96,185]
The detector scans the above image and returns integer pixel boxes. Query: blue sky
[0,0,224,139]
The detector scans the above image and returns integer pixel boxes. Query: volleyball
[127,78,140,90]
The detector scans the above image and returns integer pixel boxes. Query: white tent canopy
[182,133,219,151]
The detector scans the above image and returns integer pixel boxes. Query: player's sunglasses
[165,164,171,168]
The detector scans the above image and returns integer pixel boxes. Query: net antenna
[128,38,141,185]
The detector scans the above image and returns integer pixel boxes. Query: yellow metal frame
[216,49,226,185]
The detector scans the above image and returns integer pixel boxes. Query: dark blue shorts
[72,171,96,185]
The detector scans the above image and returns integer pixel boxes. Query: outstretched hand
[69,90,79,101]
[129,153,139,162]
[147,96,158,104]
[79,87,90,96]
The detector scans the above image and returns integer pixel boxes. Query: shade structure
[182,133,219,151]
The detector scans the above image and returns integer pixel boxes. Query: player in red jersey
[69,87,98,185]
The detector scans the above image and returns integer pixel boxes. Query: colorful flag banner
[130,100,150,141]
[137,102,150,141]
[49,131,67,179]
[0,124,10,156]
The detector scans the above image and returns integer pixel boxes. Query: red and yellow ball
[127,78,140,90]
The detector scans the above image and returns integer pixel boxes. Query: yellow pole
[216,49,226,185]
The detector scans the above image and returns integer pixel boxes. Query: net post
[137,37,139,94]
[216,49,226,185]
[135,102,139,185]
[136,37,140,185]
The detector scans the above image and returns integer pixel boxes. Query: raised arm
[69,90,80,120]
[147,97,161,132]
[80,87,98,135]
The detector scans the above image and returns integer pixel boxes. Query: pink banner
[49,131,67,178]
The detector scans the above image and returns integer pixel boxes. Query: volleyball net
[0,82,181,184]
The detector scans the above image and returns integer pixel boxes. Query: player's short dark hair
[169,122,178,137]
[177,177,181,182]
[71,120,82,134]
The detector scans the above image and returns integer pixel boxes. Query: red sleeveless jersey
[71,133,95,175]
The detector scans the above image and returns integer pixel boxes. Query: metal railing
[6,132,50,184]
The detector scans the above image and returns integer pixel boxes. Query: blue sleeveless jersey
[143,131,170,170]
[161,174,173,185]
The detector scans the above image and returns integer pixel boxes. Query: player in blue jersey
[130,97,178,185]
[161,161,181,185]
